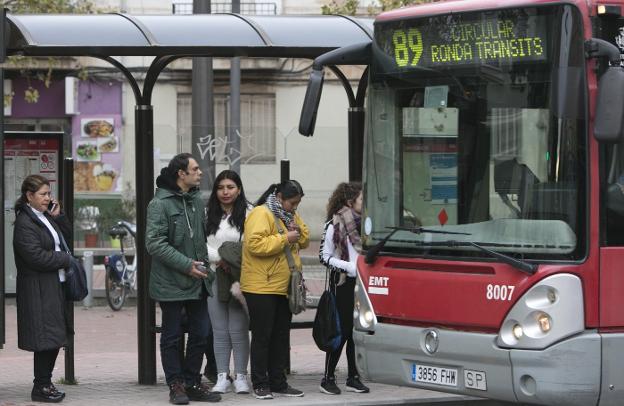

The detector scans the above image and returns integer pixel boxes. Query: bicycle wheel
[105,268,127,311]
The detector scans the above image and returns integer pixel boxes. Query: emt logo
[368,276,389,295]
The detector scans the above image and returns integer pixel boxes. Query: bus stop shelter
[0,10,372,384]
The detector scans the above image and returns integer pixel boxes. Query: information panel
[377,9,549,69]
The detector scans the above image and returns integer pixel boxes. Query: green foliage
[322,0,359,15]
[55,376,78,385]
[1,0,99,103]
[75,197,135,234]
[322,0,437,15]
[375,0,430,12]
[0,0,96,13]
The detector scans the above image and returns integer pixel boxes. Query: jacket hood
[155,167,199,199]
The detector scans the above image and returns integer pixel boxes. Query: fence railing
[172,2,278,15]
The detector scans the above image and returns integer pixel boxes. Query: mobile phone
[48,201,57,212]
[196,263,207,273]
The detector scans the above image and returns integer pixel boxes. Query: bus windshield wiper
[373,238,536,275]
[364,226,470,264]
[364,229,536,274]
[465,241,536,275]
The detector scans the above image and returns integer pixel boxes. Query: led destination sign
[378,13,548,69]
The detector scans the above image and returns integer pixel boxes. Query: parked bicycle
[104,221,137,311]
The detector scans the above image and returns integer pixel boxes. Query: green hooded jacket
[146,170,213,301]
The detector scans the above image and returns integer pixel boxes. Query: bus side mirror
[594,67,624,143]
[298,68,324,137]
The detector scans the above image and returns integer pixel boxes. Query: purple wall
[10,78,122,117]
[77,81,122,115]
[11,78,66,118]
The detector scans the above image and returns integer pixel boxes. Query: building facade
[3,0,368,244]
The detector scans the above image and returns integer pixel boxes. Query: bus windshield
[363,5,587,260]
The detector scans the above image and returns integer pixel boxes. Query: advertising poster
[4,137,60,208]
[72,114,122,192]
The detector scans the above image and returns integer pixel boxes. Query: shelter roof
[6,13,373,58]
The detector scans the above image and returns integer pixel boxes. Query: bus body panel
[510,333,601,405]
[358,256,598,329]
[599,248,624,327]
[354,324,601,405]
[600,334,624,405]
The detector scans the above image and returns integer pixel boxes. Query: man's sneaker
[253,387,273,400]
[346,376,370,393]
[31,384,65,403]
[273,385,304,397]
[185,383,222,402]
[169,381,190,405]
[319,376,341,395]
[211,373,231,394]
[233,373,250,394]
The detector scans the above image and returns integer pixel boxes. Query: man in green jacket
[146,153,220,404]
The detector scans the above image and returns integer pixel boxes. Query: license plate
[411,364,458,387]
[464,369,487,391]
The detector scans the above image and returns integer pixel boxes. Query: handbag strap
[270,210,297,273]
[58,229,72,255]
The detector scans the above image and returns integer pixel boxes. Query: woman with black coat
[13,174,72,403]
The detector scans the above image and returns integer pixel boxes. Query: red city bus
[300,1,624,404]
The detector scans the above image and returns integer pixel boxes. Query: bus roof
[375,0,586,23]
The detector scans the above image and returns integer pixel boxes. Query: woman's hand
[286,229,300,244]
[49,199,61,217]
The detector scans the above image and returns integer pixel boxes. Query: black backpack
[313,289,341,353]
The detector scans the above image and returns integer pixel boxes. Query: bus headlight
[537,313,551,333]
[354,269,377,333]
[512,324,524,339]
[497,274,583,350]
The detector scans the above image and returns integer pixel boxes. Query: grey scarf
[265,192,294,225]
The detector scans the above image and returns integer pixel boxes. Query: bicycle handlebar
[117,221,136,237]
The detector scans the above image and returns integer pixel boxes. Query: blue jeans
[159,297,209,386]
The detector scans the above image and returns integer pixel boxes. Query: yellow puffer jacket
[240,205,309,295]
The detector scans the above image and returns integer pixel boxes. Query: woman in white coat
[205,170,251,394]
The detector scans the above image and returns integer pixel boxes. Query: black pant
[159,296,209,386]
[34,348,60,386]
[244,293,292,391]
[324,272,358,379]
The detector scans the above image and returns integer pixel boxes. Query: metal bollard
[82,251,94,307]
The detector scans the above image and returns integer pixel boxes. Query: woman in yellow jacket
[241,180,309,400]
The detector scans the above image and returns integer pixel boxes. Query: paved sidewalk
[0,304,474,406]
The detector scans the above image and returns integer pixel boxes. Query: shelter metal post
[280,160,290,182]
[136,105,156,385]
[230,57,241,174]
[328,66,368,183]
[193,0,215,199]
[0,7,6,350]
[348,107,364,182]
[62,158,75,383]
[230,0,241,174]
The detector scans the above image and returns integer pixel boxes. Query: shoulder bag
[271,212,307,314]
[59,233,89,302]
[313,266,342,352]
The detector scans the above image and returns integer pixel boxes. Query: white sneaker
[233,373,250,394]
[212,372,231,394]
